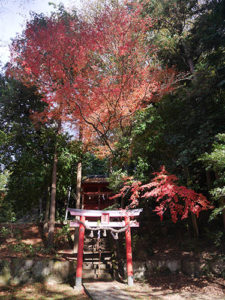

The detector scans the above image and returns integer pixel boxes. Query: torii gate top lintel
[68,208,142,228]
[67,208,142,217]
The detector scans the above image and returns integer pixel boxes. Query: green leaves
[199,133,225,226]
[200,134,225,172]
[108,169,128,193]
[0,170,10,194]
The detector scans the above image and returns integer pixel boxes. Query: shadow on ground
[0,282,89,300]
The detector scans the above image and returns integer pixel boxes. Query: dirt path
[84,277,225,300]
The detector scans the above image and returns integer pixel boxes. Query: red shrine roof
[82,177,109,184]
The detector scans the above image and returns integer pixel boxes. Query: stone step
[83,256,112,262]
[83,251,112,258]
[83,247,110,253]
[84,240,109,244]
[82,269,113,280]
[84,241,110,248]
[83,259,111,264]
[84,242,110,248]
[84,237,110,243]
[83,262,112,270]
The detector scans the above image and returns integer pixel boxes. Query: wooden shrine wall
[82,181,114,210]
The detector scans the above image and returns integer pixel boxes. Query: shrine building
[81,176,114,210]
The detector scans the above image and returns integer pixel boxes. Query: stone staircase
[82,230,113,281]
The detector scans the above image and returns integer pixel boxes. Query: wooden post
[75,215,85,288]
[125,216,133,286]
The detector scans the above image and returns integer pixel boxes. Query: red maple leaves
[111,167,213,223]
[111,176,142,209]
[8,3,177,154]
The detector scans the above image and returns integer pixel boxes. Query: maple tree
[8,12,96,245]
[7,3,177,244]
[111,166,213,223]
[8,13,93,124]
[78,3,177,154]
[8,4,176,153]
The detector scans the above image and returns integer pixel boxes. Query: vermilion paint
[125,216,133,286]
[76,215,85,287]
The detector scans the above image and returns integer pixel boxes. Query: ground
[0,277,225,300]
[0,223,224,299]
[0,283,88,300]
[0,223,73,260]
[84,279,225,300]
[135,274,225,299]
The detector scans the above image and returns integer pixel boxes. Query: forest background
[0,0,225,252]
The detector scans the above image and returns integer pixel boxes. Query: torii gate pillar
[125,216,133,286]
[75,216,85,288]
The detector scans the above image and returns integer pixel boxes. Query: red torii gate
[67,208,142,288]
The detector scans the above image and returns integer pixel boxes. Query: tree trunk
[43,186,50,234]
[47,120,61,248]
[206,170,212,190]
[74,126,83,253]
[223,204,225,232]
[183,166,199,238]
[223,200,225,232]
[108,156,113,175]
[220,198,225,232]
[76,161,82,209]
[39,197,42,221]
[65,186,71,221]
[47,149,58,247]
[187,57,195,74]
[73,161,82,253]
[183,43,195,75]
[191,212,199,238]
[76,125,83,209]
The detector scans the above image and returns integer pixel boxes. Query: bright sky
[0,0,82,68]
